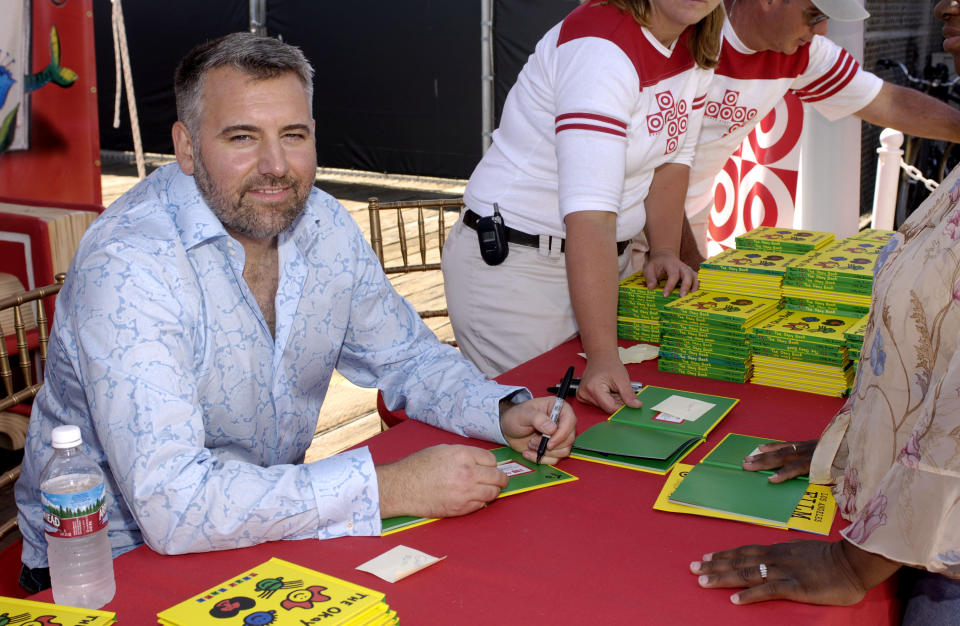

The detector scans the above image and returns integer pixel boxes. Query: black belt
[462,210,630,255]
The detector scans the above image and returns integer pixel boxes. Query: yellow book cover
[0,597,115,625]
[735,226,835,252]
[700,248,806,276]
[750,309,861,346]
[663,291,780,326]
[785,238,885,282]
[846,228,896,245]
[653,463,837,534]
[157,557,387,626]
[844,314,869,342]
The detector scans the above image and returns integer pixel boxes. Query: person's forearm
[857,82,960,143]
[564,211,620,360]
[644,163,690,256]
[679,213,706,269]
[837,539,902,593]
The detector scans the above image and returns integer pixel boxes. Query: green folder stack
[734,226,835,254]
[617,271,681,342]
[698,248,805,301]
[749,309,860,396]
[572,385,738,474]
[658,291,780,382]
[668,433,812,525]
[844,314,869,376]
[781,237,884,317]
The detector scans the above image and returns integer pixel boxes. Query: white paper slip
[650,395,715,422]
[357,545,446,583]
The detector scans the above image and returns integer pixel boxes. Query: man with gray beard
[15,32,576,593]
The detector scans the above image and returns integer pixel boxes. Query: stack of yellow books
[0,597,115,625]
[749,309,859,396]
[698,248,806,301]
[158,557,397,625]
[781,237,884,319]
[734,226,834,254]
[616,271,681,342]
[659,291,780,382]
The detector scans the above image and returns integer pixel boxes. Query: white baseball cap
[810,0,870,21]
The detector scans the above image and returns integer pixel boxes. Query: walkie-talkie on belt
[476,202,509,265]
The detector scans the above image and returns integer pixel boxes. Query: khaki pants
[442,218,635,377]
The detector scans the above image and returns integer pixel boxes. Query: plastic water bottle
[39,425,116,608]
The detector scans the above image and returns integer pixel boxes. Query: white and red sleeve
[553,38,637,220]
[790,36,882,121]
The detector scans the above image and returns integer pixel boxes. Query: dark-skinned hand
[690,539,901,605]
[742,439,818,483]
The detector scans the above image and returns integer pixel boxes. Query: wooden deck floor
[102,159,465,462]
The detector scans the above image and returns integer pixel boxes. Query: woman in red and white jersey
[442,0,723,413]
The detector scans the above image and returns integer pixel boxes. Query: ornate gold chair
[367,196,463,320]
[0,273,65,540]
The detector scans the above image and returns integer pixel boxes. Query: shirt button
[346,521,354,530]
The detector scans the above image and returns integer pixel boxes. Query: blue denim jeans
[901,568,960,626]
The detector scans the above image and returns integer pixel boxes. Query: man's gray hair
[174,32,315,137]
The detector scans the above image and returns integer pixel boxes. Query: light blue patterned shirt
[16,164,526,568]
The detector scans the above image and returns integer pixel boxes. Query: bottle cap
[51,425,82,449]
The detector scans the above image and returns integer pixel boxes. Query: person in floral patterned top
[687,3,960,619]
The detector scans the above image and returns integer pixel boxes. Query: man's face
[759,0,829,54]
[937,0,960,74]
[173,66,317,239]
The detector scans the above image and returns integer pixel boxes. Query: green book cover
[660,311,754,333]
[660,336,751,358]
[750,344,847,367]
[381,447,577,534]
[782,284,873,304]
[658,358,752,383]
[783,296,870,318]
[668,433,811,525]
[658,349,749,369]
[660,321,749,343]
[571,386,739,474]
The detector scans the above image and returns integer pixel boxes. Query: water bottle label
[41,482,108,538]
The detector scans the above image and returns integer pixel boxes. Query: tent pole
[481,0,494,154]
[249,0,267,36]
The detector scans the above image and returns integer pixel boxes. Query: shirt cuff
[305,446,382,539]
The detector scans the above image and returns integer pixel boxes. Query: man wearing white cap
[680,0,960,262]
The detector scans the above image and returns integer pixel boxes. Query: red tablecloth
[31,339,899,624]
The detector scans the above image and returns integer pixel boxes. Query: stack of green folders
[617,271,681,342]
[735,226,835,254]
[749,309,860,396]
[844,314,869,376]
[698,248,806,301]
[781,237,885,318]
[659,291,780,382]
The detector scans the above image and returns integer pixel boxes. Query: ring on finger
[791,442,798,453]
[758,562,768,583]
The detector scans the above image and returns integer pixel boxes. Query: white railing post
[871,128,904,230]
